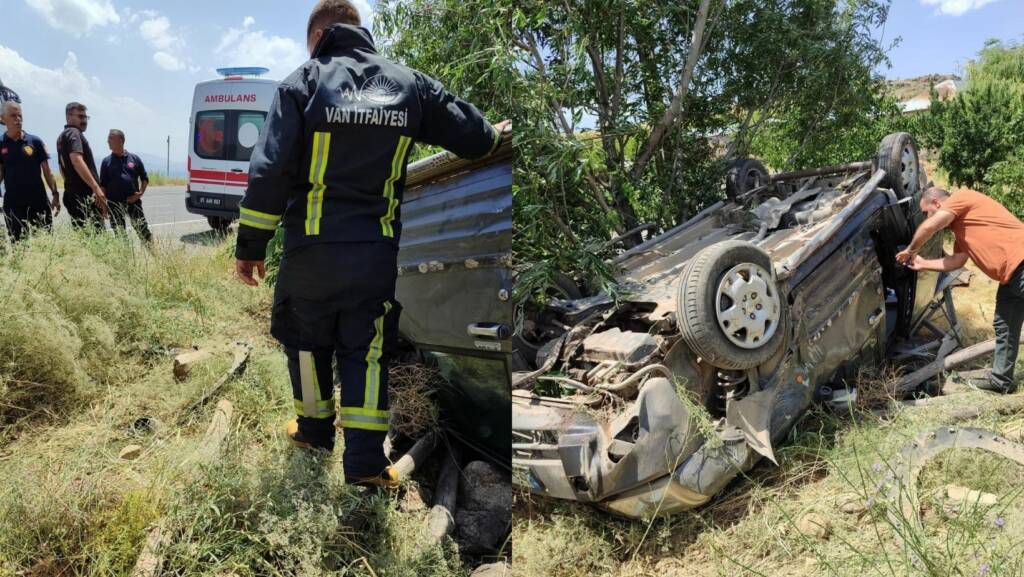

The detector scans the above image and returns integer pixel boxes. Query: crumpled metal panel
[513,378,705,505]
[888,427,1024,564]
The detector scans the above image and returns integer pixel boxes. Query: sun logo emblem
[361,75,400,105]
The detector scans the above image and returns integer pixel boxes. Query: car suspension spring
[713,369,750,413]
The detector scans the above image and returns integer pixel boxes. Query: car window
[424,351,510,453]
[232,112,266,162]
[195,111,225,159]
[194,110,267,161]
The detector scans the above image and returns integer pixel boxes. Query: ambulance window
[232,112,266,161]
[195,112,225,159]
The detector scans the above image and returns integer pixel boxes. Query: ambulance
[186,67,277,232]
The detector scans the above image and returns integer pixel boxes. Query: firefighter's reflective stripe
[355,300,392,430]
[293,399,333,418]
[339,406,389,431]
[297,351,333,418]
[379,136,411,237]
[305,131,331,236]
[239,206,281,231]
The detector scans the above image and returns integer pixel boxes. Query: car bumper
[512,376,763,518]
[185,191,241,219]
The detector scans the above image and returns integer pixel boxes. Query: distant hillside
[886,73,960,102]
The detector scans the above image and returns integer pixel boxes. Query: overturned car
[513,133,949,518]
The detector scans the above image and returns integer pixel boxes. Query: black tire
[207,216,232,233]
[676,240,787,370]
[725,158,769,200]
[877,132,920,199]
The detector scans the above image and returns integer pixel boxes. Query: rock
[946,484,997,506]
[119,444,143,460]
[838,494,867,515]
[454,461,511,553]
[470,562,509,577]
[459,460,512,512]
[797,513,831,540]
[456,510,509,554]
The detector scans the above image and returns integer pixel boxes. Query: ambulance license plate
[199,196,222,207]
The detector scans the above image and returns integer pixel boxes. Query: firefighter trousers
[270,241,401,478]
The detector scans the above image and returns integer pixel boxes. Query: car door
[396,139,512,461]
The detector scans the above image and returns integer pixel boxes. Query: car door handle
[467,323,511,340]
[230,168,243,173]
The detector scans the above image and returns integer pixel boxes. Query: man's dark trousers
[64,193,103,231]
[993,261,1024,392]
[270,241,401,479]
[2,202,51,242]
[108,199,152,241]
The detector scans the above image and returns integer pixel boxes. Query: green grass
[0,226,469,577]
[145,172,188,187]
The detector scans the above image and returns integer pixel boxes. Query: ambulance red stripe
[190,168,249,183]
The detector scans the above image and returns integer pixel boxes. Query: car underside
[512,133,951,518]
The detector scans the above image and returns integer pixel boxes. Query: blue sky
[0,0,1020,163]
[880,0,1024,78]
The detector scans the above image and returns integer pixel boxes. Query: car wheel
[207,216,232,233]
[676,240,787,370]
[725,157,769,200]
[877,132,920,199]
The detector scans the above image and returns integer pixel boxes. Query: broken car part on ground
[512,133,1006,519]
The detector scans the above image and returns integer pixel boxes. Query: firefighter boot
[286,419,333,452]
[348,465,401,489]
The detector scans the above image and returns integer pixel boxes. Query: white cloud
[152,51,185,72]
[215,19,307,80]
[0,44,153,150]
[140,15,183,52]
[920,0,1001,16]
[138,12,192,73]
[23,0,120,36]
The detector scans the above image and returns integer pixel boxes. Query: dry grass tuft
[0,226,470,577]
[387,363,444,438]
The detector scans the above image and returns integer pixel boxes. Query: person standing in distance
[0,101,60,243]
[100,129,153,242]
[57,102,107,229]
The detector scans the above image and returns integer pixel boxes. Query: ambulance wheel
[207,216,232,233]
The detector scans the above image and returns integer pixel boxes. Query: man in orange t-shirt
[896,187,1024,393]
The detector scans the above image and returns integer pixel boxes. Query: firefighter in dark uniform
[57,102,107,229]
[100,129,153,242]
[234,0,506,487]
[0,101,61,243]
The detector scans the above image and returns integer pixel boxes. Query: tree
[932,40,1024,195]
[375,0,896,299]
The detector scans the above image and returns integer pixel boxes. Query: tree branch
[632,0,713,179]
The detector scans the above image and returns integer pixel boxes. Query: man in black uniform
[57,102,107,229]
[0,101,61,243]
[234,0,506,486]
[100,129,153,242]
